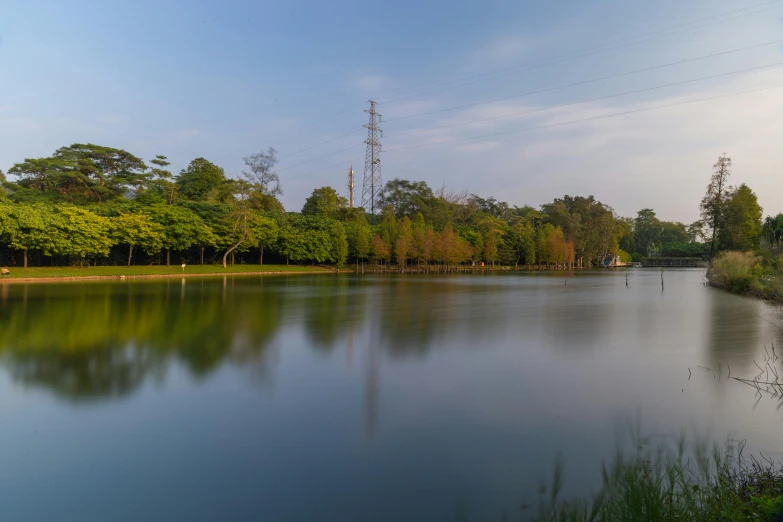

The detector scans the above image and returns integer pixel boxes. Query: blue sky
[1,0,782,222]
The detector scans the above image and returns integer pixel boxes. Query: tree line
[0,145,777,269]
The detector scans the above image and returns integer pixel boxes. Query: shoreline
[707,279,783,303]
[0,264,707,285]
[0,268,335,284]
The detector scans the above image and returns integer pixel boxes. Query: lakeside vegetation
[530,431,783,522]
[0,145,779,297]
[707,252,783,302]
[697,155,783,302]
[0,143,743,274]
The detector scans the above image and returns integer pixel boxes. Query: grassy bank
[532,432,783,522]
[706,251,783,302]
[0,264,332,281]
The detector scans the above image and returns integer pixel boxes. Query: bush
[706,251,761,293]
[705,251,783,301]
[617,249,632,263]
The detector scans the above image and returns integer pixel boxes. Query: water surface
[0,270,781,521]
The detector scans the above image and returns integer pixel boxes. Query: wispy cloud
[378,66,783,221]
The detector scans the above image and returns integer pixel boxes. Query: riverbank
[0,264,333,283]
[706,251,783,303]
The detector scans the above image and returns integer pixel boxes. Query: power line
[284,82,783,182]
[275,142,365,173]
[382,38,783,123]
[199,126,363,166]
[287,156,365,181]
[278,127,364,159]
[208,1,783,167]
[278,46,783,176]
[206,2,782,170]
[378,2,783,105]
[378,0,782,102]
[382,83,783,153]
[386,61,783,137]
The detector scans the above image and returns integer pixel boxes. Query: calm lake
[1,270,781,521]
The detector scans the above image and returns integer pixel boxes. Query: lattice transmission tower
[361,100,382,215]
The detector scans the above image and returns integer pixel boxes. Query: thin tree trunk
[166,249,171,267]
[127,245,134,267]
[23,249,28,268]
[200,246,205,265]
[222,235,246,268]
[259,244,264,265]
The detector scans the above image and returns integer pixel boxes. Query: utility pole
[348,163,355,208]
[361,100,382,215]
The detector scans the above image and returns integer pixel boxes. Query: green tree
[719,183,763,251]
[379,205,398,256]
[9,144,148,203]
[394,216,413,268]
[330,221,348,267]
[659,221,690,246]
[377,179,435,219]
[700,154,732,259]
[412,212,428,267]
[1,203,51,267]
[242,148,281,197]
[50,206,114,264]
[346,212,371,268]
[763,213,783,256]
[542,195,618,267]
[686,221,705,243]
[148,155,178,205]
[278,221,307,265]
[536,223,555,268]
[181,202,228,264]
[276,214,330,265]
[147,204,214,266]
[481,216,507,267]
[301,186,347,218]
[251,215,279,265]
[219,180,261,268]
[177,158,227,201]
[509,216,536,268]
[633,209,661,256]
[111,213,165,266]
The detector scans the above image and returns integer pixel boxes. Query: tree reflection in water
[0,278,283,400]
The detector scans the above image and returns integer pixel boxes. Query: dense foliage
[0,147,770,271]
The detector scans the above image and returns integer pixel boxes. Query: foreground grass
[531,431,783,522]
[1,264,331,279]
[707,251,783,303]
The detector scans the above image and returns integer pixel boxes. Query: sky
[1,0,782,223]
